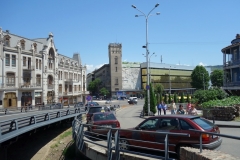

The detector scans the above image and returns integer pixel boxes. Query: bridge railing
[72,119,190,160]
[0,107,86,144]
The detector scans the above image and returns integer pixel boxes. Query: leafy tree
[180,92,184,103]
[164,94,168,103]
[174,93,178,103]
[160,94,163,102]
[168,93,171,104]
[87,78,102,95]
[154,83,164,103]
[143,90,148,114]
[150,83,157,114]
[99,87,109,96]
[191,65,210,90]
[210,69,223,87]
[186,93,190,103]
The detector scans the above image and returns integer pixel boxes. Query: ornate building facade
[0,28,88,108]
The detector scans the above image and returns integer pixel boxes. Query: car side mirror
[135,126,141,130]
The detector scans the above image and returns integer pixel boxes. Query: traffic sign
[86,95,92,101]
[146,85,150,90]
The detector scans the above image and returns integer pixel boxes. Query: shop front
[4,92,17,107]
[35,92,42,106]
[21,92,32,107]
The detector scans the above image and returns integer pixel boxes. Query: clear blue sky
[1,0,240,73]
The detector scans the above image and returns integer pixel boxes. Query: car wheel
[119,138,130,150]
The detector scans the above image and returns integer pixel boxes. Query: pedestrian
[177,104,185,114]
[187,101,192,113]
[188,105,198,115]
[162,101,167,115]
[169,100,176,114]
[157,101,162,115]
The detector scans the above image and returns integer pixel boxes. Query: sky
[1,0,240,73]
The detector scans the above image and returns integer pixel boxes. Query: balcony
[0,83,16,90]
[224,59,240,67]
[48,84,54,89]
[19,83,42,90]
[23,65,35,71]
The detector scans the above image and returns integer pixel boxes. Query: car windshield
[88,107,102,113]
[191,117,214,130]
[93,113,116,121]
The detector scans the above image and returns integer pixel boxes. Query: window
[115,78,118,85]
[191,118,214,130]
[20,39,25,50]
[157,118,179,131]
[36,75,41,86]
[12,55,16,67]
[74,85,77,91]
[115,56,118,64]
[4,35,11,47]
[69,85,72,92]
[23,72,31,84]
[116,67,117,72]
[6,73,15,86]
[59,84,62,93]
[233,49,237,60]
[39,60,41,70]
[23,56,26,66]
[36,59,38,69]
[79,85,81,91]
[179,120,194,130]
[5,54,10,66]
[138,118,159,130]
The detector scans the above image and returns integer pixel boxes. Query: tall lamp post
[149,52,156,83]
[132,4,160,115]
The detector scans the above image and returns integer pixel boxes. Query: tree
[150,83,157,114]
[154,83,164,103]
[210,69,223,87]
[191,65,210,90]
[180,92,184,103]
[87,78,102,95]
[168,93,171,104]
[164,94,168,103]
[99,87,109,96]
[174,93,178,103]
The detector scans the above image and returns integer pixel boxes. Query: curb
[215,124,240,128]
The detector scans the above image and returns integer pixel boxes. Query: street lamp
[132,3,160,115]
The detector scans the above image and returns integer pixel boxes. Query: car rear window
[191,117,214,130]
[94,113,116,121]
[88,107,102,113]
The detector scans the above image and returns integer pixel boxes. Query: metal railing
[0,107,86,144]
[19,83,42,88]
[72,119,190,160]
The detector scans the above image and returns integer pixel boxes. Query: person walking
[188,105,198,115]
[157,101,162,115]
[177,104,185,114]
[187,101,192,113]
[169,100,176,114]
[162,101,167,115]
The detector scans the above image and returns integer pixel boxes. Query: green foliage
[202,96,240,108]
[191,65,210,90]
[99,87,109,96]
[143,90,148,114]
[164,94,168,103]
[160,94,163,102]
[168,94,171,104]
[150,83,157,114]
[210,69,223,87]
[193,87,227,104]
[154,84,164,95]
[187,93,190,103]
[87,78,102,95]
[174,93,177,103]
[180,93,184,103]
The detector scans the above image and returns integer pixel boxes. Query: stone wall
[203,106,240,121]
[180,147,238,160]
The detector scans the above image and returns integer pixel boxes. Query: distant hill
[206,65,223,71]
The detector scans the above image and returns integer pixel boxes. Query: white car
[105,100,111,104]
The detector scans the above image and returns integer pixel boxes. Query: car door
[154,118,181,152]
[137,118,160,148]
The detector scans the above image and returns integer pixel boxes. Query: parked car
[85,102,100,111]
[75,102,84,107]
[119,115,222,156]
[86,106,111,123]
[87,112,120,135]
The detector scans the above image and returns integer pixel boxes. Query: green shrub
[202,96,240,108]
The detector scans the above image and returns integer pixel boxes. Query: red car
[119,115,222,155]
[87,112,120,135]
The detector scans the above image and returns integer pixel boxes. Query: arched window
[4,35,11,47]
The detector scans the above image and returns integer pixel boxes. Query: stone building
[222,34,240,95]
[0,28,88,108]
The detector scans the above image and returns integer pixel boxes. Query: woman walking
[169,100,176,114]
